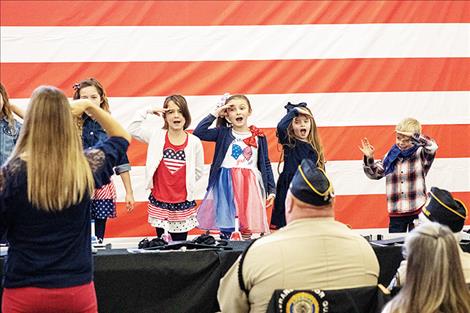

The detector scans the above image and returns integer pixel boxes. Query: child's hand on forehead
[296,107,312,117]
[214,103,232,117]
[70,99,93,116]
[397,130,421,142]
[396,130,414,138]
[147,107,169,116]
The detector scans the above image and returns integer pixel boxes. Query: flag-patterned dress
[148,133,198,233]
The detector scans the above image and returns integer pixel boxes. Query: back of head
[289,159,334,207]
[11,86,94,212]
[387,222,470,313]
[420,186,467,233]
[396,117,421,135]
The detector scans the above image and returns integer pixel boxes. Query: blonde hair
[10,86,94,212]
[282,107,325,168]
[396,117,422,135]
[0,82,16,128]
[384,222,470,313]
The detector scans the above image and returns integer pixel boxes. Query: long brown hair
[384,222,470,313]
[0,82,16,128]
[279,107,325,169]
[10,86,94,211]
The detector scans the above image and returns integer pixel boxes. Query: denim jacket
[0,116,21,166]
[82,115,131,174]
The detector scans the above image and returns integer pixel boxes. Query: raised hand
[411,132,422,144]
[214,103,233,118]
[147,107,169,116]
[296,107,312,118]
[70,99,93,117]
[359,138,375,158]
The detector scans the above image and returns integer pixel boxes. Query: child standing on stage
[128,95,204,241]
[360,117,438,233]
[194,94,276,239]
[73,78,135,242]
[0,83,25,244]
[270,102,325,229]
[0,83,24,166]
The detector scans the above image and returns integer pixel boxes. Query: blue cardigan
[193,114,276,195]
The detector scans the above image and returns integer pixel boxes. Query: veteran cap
[289,159,334,207]
[421,187,468,233]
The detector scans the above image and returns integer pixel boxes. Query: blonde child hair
[396,117,422,135]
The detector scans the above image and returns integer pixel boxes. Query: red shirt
[152,133,188,203]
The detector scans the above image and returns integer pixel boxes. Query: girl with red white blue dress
[193,94,276,239]
[128,95,204,241]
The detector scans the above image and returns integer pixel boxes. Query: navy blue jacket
[193,114,276,195]
[277,109,319,174]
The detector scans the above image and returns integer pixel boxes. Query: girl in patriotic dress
[73,78,135,242]
[128,95,204,241]
[193,94,276,239]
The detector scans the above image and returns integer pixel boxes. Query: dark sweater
[0,137,128,288]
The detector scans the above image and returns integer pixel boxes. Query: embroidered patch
[278,289,328,313]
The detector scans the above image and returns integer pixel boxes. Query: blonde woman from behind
[382,222,470,313]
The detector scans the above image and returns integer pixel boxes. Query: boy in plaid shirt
[360,118,438,233]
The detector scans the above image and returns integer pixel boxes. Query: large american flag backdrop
[1,1,469,237]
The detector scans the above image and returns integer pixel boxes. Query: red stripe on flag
[105,192,470,237]
[127,124,470,166]
[334,192,470,229]
[3,58,470,99]
[2,1,469,26]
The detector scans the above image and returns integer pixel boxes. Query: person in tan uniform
[389,186,470,289]
[217,159,380,313]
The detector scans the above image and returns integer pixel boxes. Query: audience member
[217,159,379,313]
[0,86,131,313]
[382,222,470,313]
[389,186,470,288]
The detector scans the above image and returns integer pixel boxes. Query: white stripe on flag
[11,91,470,128]
[2,24,470,62]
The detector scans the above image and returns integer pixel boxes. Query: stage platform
[2,239,470,313]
